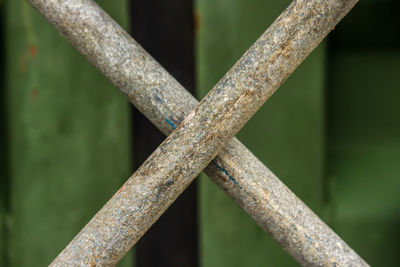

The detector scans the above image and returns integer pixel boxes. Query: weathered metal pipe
[27,0,367,266]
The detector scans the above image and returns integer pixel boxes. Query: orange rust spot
[193,9,201,33]
[216,172,228,182]
[30,89,39,100]
[28,44,37,58]
[281,40,292,59]
[19,53,27,73]
[202,132,215,144]
[118,183,127,193]
[268,39,292,64]
[90,261,96,267]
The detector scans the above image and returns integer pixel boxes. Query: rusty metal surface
[27,0,368,266]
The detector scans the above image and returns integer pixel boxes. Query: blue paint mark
[164,118,176,129]
[212,160,242,189]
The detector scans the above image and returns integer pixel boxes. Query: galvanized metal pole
[27,0,367,266]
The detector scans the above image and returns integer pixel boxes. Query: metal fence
[24,0,368,266]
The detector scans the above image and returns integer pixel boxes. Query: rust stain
[216,172,228,182]
[118,183,127,193]
[202,132,215,145]
[268,39,292,64]
[28,44,38,58]
[30,89,39,100]
[271,40,291,62]
[280,39,292,59]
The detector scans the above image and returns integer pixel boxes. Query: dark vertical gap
[328,1,400,52]
[0,2,10,266]
[129,1,198,267]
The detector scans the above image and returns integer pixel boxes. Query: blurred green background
[1,0,399,266]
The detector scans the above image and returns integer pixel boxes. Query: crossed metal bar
[27,0,368,266]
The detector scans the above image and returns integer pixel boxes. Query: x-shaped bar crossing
[27,0,368,266]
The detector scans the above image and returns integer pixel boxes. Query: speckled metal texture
[27,0,368,266]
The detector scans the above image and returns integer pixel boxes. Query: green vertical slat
[328,52,400,266]
[5,0,132,266]
[1,2,8,265]
[196,0,326,266]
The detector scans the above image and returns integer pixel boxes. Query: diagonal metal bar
[27,0,367,266]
